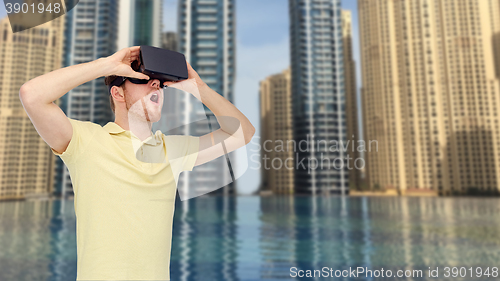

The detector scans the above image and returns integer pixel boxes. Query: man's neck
[115,118,153,142]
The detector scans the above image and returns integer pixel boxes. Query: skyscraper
[259,68,294,194]
[289,0,348,195]
[177,0,237,196]
[162,31,178,51]
[118,0,162,49]
[0,15,64,200]
[495,0,500,79]
[341,10,361,191]
[55,0,119,198]
[359,0,500,195]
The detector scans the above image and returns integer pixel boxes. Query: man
[19,46,255,280]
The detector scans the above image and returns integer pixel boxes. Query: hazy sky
[0,1,361,195]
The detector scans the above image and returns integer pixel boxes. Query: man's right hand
[102,46,150,80]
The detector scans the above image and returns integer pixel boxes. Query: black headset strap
[108,76,127,94]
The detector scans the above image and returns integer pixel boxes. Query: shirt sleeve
[164,135,200,172]
[50,117,96,165]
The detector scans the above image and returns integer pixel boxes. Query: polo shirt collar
[104,122,125,134]
[104,122,162,146]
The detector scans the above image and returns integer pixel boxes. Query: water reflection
[257,196,500,281]
[0,196,500,280]
[171,195,239,281]
[0,199,76,281]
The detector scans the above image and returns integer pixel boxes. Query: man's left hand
[163,61,207,89]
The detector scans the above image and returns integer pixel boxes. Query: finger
[128,52,139,59]
[164,81,177,87]
[133,73,150,80]
[124,48,140,58]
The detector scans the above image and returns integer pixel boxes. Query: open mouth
[149,91,160,104]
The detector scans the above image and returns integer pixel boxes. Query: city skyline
[0,1,362,195]
[162,0,362,194]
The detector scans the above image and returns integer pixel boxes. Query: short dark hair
[104,75,126,114]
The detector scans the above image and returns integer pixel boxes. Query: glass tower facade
[289,0,348,194]
[134,0,154,45]
[133,0,162,47]
[177,0,237,196]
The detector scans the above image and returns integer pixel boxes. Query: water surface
[1,195,500,280]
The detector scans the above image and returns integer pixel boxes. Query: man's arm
[165,62,256,167]
[193,83,255,167]
[19,46,149,154]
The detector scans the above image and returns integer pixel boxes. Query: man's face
[123,78,164,123]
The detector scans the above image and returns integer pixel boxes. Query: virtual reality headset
[108,45,189,93]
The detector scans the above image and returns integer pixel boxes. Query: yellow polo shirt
[51,117,199,280]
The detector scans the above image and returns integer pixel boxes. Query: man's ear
[111,86,126,102]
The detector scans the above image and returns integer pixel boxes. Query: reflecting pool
[1,195,500,280]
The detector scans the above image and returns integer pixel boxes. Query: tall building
[359,0,500,195]
[162,31,178,51]
[177,0,237,196]
[0,15,65,200]
[259,68,294,194]
[341,10,361,191]
[118,0,162,49]
[289,0,348,195]
[495,0,500,79]
[55,0,119,198]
